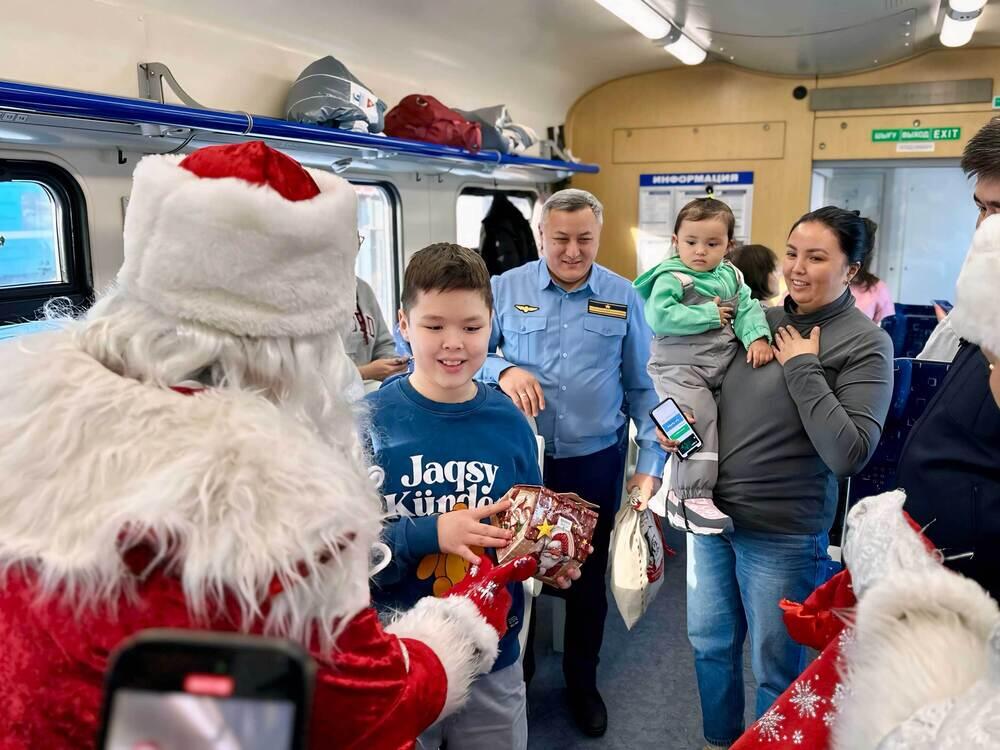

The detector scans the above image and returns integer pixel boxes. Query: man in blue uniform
[479,188,665,737]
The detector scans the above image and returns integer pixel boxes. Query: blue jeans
[686,528,831,747]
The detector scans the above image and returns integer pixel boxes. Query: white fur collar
[0,330,381,647]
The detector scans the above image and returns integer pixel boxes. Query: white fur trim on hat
[118,153,358,338]
[951,213,1000,356]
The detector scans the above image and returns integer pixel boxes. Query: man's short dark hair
[961,116,1000,181]
[400,243,493,314]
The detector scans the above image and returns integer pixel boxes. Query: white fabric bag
[610,498,667,630]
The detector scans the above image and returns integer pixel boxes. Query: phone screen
[651,398,702,458]
[933,299,954,313]
[104,689,295,750]
[98,631,311,750]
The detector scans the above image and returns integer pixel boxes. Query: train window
[811,162,977,305]
[0,161,90,325]
[0,182,63,287]
[456,188,536,250]
[352,182,398,326]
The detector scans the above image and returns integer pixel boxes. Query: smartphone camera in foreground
[97,629,314,750]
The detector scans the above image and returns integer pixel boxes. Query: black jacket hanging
[478,193,538,277]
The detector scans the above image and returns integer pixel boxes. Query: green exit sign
[872,127,962,142]
[993,95,1000,108]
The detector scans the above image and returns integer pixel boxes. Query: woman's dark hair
[851,251,880,291]
[730,244,778,301]
[790,205,877,270]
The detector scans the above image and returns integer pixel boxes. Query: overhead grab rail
[0,76,598,177]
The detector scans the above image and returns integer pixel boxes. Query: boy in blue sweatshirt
[366,243,574,750]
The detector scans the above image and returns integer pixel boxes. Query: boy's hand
[714,297,734,327]
[746,338,774,368]
[438,500,514,565]
[498,366,546,418]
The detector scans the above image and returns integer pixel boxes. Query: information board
[636,172,754,275]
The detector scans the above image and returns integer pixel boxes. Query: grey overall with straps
[647,265,745,501]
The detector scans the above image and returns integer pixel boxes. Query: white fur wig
[0,328,382,650]
[117,146,358,339]
[951,213,1000,356]
[833,491,1000,749]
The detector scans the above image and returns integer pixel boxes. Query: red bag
[384,94,482,152]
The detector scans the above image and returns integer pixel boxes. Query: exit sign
[993,95,1000,108]
[871,127,961,142]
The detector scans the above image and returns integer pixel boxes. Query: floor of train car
[527,525,756,749]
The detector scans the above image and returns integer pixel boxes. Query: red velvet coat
[0,566,447,750]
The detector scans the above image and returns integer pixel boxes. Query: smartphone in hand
[650,396,703,460]
[932,299,953,313]
[97,629,314,750]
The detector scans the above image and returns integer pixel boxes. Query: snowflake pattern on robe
[756,707,786,742]
[790,679,824,718]
[792,730,804,745]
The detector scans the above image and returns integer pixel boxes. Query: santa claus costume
[0,141,535,749]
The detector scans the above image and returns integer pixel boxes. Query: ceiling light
[593,0,671,40]
[663,25,708,65]
[949,0,987,12]
[940,3,983,47]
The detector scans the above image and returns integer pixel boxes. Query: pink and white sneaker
[666,492,733,535]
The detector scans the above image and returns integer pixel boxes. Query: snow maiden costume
[0,141,535,749]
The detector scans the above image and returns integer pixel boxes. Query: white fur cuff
[386,596,498,719]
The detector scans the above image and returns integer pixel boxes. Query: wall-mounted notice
[637,172,754,276]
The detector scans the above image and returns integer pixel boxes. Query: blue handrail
[0,80,598,175]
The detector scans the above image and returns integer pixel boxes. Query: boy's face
[673,218,732,273]
[399,288,492,402]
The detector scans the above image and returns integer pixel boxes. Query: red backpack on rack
[384,94,482,152]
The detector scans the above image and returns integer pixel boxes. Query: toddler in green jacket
[634,198,772,534]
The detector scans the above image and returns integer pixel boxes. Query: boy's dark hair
[673,197,736,240]
[730,244,778,301]
[961,116,1000,181]
[400,243,493,314]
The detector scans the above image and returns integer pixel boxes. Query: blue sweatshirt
[364,376,542,671]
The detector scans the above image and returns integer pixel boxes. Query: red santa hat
[117,141,358,338]
[951,213,1000,356]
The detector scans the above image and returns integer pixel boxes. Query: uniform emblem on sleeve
[587,299,627,319]
[514,304,540,314]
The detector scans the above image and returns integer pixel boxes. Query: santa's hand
[445,555,538,637]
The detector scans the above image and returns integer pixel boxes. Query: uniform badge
[587,299,627,319]
[514,304,540,314]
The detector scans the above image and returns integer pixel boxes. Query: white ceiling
[116,0,1000,136]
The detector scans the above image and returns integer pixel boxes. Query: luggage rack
[0,78,598,183]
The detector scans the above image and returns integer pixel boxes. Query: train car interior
[1,1,999,748]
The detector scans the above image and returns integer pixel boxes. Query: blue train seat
[880,312,939,358]
[894,303,936,318]
[846,357,951,507]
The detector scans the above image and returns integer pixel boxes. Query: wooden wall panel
[813,110,995,160]
[566,47,1000,280]
[565,64,813,278]
[613,121,786,163]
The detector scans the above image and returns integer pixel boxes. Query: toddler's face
[673,218,731,273]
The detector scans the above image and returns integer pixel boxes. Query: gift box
[493,484,600,586]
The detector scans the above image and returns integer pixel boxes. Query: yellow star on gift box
[536,520,555,538]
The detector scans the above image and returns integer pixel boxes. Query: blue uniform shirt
[479,259,666,477]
